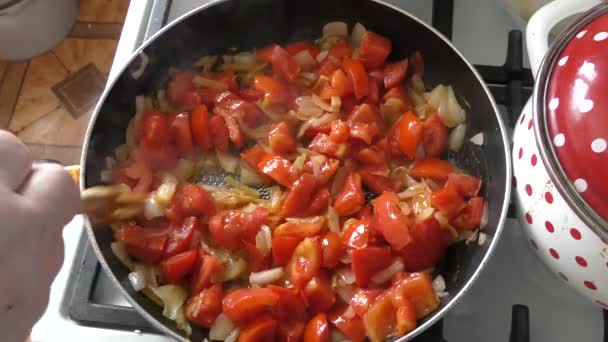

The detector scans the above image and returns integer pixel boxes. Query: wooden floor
[0,0,130,165]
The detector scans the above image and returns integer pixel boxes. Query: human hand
[0,131,79,341]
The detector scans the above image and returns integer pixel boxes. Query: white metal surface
[31,1,603,341]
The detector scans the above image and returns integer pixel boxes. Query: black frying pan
[81,0,512,340]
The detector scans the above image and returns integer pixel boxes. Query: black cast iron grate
[66,0,594,341]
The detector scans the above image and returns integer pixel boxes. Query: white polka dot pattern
[594,32,608,41]
[549,98,559,110]
[553,133,565,147]
[558,56,569,66]
[578,99,594,113]
[576,30,587,38]
[591,138,606,153]
[574,178,588,193]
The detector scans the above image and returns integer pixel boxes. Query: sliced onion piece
[295,96,324,119]
[478,232,488,246]
[470,132,484,146]
[210,313,237,340]
[326,206,340,233]
[351,22,367,47]
[249,267,285,286]
[239,161,264,186]
[448,124,467,152]
[216,150,240,173]
[310,154,327,178]
[293,50,316,70]
[225,176,259,199]
[193,75,227,90]
[343,305,356,319]
[432,275,446,293]
[335,284,356,304]
[128,270,146,292]
[312,94,333,112]
[323,21,348,38]
[237,117,272,140]
[410,74,426,93]
[111,241,133,269]
[330,96,341,113]
[311,112,339,127]
[144,196,164,220]
[371,259,404,286]
[333,267,356,286]
[151,285,188,321]
[416,206,435,222]
[131,52,149,80]
[316,50,329,63]
[233,52,256,66]
[135,95,146,114]
[225,328,240,342]
[480,202,489,230]
[255,224,272,257]
[217,257,247,282]
[100,170,112,183]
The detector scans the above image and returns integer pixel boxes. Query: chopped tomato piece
[371,192,412,250]
[167,72,199,110]
[306,186,331,216]
[365,79,380,104]
[302,158,340,185]
[289,237,322,288]
[382,86,409,103]
[410,158,453,180]
[304,122,332,139]
[303,313,330,342]
[391,272,440,318]
[357,141,388,166]
[281,173,317,217]
[351,247,392,288]
[255,75,290,106]
[161,249,198,284]
[318,55,342,77]
[342,219,372,249]
[190,254,225,294]
[445,172,482,198]
[242,145,271,169]
[271,45,302,81]
[208,114,230,151]
[115,225,167,264]
[360,171,393,194]
[321,231,342,268]
[259,155,295,188]
[350,288,382,317]
[343,58,369,99]
[190,105,211,151]
[383,58,409,89]
[169,112,194,157]
[422,113,448,158]
[222,288,280,325]
[213,90,264,126]
[397,111,424,160]
[257,43,279,62]
[329,119,350,143]
[239,87,264,101]
[274,216,325,239]
[286,41,320,58]
[308,133,347,159]
[452,197,485,231]
[397,216,449,271]
[347,103,382,144]
[334,172,365,216]
[165,216,199,257]
[268,285,308,322]
[139,140,178,171]
[218,113,244,148]
[328,39,354,59]
[172,183,216,219]
[431,184,466,219]
[269,121,296,154]
[184,284,223,328]
[363,292,398,342]
[304,272,336,315]
[209,207,269,251]
[239,315,278,342]
[320,69,353,99]
[394,297,417,337]
[272,236,300,266]
[123,161,153,193]
[328,304,367,342]
[277,321,306,342]
[359,32,392,68]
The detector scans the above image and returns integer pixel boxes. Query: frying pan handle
[526,0,600,77]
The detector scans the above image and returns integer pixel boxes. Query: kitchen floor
[0,0,129,166]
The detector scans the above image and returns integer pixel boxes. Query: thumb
[18,163,80,228]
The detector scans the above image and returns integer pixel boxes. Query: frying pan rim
[80,0,512,340]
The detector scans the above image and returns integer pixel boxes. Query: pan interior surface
[82,0,510,340]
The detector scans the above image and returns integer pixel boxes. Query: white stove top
[31,1,603,341]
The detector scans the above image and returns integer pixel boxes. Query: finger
[19,163,80,228]
[0,130,32,191]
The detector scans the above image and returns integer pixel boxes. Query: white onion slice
[470,132,484,146]
[334,267,356,286]
[310,155,326,178]
[335,284,356,303]
[323,21,348,37]
[239,162,264,186]
[293,50,317,70]
[330,96,341,113]
[193,75,227,90]
[111,242,133,269]
[416,207,435,222]
[478,232,488,246]
[371,259,404,286]
[351,22,367,47]
[173,158,195,182]
[128,271,146,292]
[311,112,339,127]
[327,206,340,233]
[135,95,146,114]
[130,52,149,80]
[233,52,256,65]
[216,150,239,173]
[225,328,240,342]
[316,50,329,63]
[432,275,446,293]
[312,94,333,112]
[343,305,356,319]
[100,170,112,183]
[210,313,236,340]
[448,124,467,152]
[144,196,164,220]
[152,285,188,321]
[255,224,272,257]
[480,202,489,230]
[249,267,285,286]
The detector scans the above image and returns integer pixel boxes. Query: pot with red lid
[514,0,608,307]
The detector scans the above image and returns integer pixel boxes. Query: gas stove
[30,1,607,341]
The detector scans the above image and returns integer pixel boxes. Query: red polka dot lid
[535,7,608,235]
